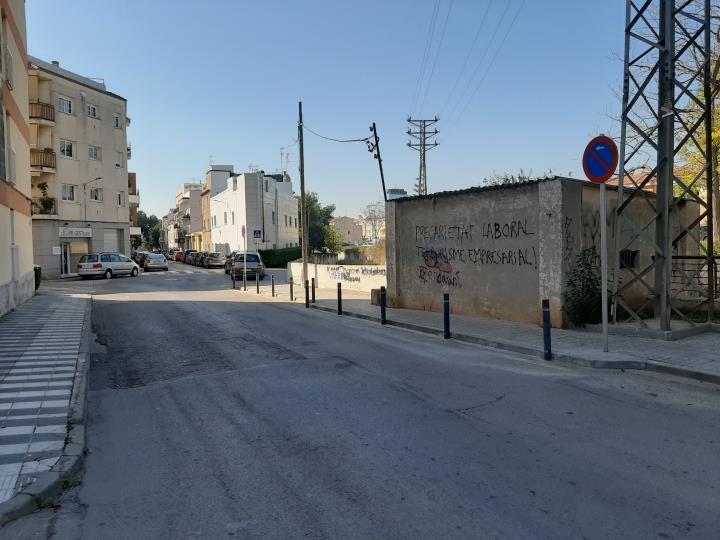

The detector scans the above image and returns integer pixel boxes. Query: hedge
[258,247,301,268]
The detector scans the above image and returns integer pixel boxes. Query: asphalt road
[3,262,719,539]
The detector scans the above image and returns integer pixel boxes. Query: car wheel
[164,268,169,271]
[131,267,138,277]
[80,275,88,280]
[104,269,112,279]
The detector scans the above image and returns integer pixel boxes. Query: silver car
[143,253,169,271]
[230,252,265,280]
[78,253,139,279]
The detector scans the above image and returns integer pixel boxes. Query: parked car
[230,252,265,280]
[204,252,226,268]
[77,252,139,279]
[135,251,150,267]
[174,251,183,262]
[224,251,238,274]
[143,253,168,272]
[194,251,207,267]
[184,250,197,264]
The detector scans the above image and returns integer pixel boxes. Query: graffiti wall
[288,262,387,293]
[387,182,542,323]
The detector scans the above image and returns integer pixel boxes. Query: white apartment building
[210,172,299,254]
[28,56,131,278]
[0,0,34,316]
[175,182,202,250]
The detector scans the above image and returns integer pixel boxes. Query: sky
[26,0,624,220]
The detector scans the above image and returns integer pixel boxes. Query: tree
[299,192,342,252]
[150,223,162,249]
[137,210,161,248]
[482,169,554,187]
[360,202,385,243]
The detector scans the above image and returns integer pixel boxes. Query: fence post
[542,299,552,360]
[311,277,316,303]
[290,279,294,301]
[443,292,450,339]
[305,280,309,308]
[271,274,275,297]
[337,282,342,315]
[380,286,387,325]
[243,270,247,291]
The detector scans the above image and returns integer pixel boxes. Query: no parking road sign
[582,135,618,184]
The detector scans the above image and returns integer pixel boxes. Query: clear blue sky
[27,0,624,219]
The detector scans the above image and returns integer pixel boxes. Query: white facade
[210,172,299,254]
[28,56,131,278]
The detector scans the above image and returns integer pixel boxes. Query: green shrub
[564,249,605,326]
[33,265,42,291]
[258,247,302,268]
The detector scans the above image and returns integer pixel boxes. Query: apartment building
[331,216,364,245]
[28,56,131,278]
[175,182,202,250]
[201,164,234,252]
[210,171,299,254]
[0,0,33,316]
[128,172,140,245]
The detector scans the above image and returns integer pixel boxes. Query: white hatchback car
[77,252,139,279]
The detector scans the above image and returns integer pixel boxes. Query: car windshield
[236,254,260,263]
[79,254,98,263]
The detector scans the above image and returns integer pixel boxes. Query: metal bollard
[311,278,316,303]
[256,274,260,294]
[305,280,309,308]
[243,270,247,291]
[380,286,387,325]
[271,274,275,297]
[542,299,552,360]
[337,282,342,315]
[443,292,450,339]
[290,279,294,301]
[232,270,236,289]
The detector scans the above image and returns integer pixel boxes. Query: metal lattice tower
[407,117,439,195]
[613,0,715,331]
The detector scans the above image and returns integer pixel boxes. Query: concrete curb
[306,303,720,387]
[0,296,91,527]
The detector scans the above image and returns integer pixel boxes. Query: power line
[410,0,441,115]
[439,1,493,117]
[450,0,526,126]
[444,1,513,124]
[417,0,454,114]
[302,124,370,143]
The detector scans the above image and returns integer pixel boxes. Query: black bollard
[243,270,247,291]
[271,274,275,297]
[443,292,450,339]
[305,280,309,308]
[256,274,260,294]
[311,277,316,303]
[232,270,236,289]
[380,286,387,325]
[290,279,294,301]
[542,299,552,360]
[337,282,342,315]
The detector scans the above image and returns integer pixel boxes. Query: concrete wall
[288,262,386,293]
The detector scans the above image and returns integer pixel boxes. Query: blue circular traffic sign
[582,135,618,184]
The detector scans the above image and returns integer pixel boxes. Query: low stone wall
[288,262,387,293]
[0,271,35,319]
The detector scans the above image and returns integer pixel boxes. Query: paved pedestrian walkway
[0,289,88,503]
[243,280,720,384]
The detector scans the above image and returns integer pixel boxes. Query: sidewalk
[0,288,88,507]
[240,280,720,385]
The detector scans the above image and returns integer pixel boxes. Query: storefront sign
[59,227,92,238]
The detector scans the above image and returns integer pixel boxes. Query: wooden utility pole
[370,123,387,202]
[298,101,309,284]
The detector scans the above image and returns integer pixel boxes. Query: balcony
[30,149,56,174]
[128,193,140,206]
[31,197,57,217]
[29,101,55,124]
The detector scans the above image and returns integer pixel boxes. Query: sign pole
[600,183,608,352]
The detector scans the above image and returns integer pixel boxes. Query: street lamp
[82,176,102,221]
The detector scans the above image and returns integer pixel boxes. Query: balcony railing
[31,197,57,216]
[30,149,56,170]
[29,101,55,122]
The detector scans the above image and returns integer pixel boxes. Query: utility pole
[298,102,309,284]
[368,123,387,202]
[407,117,439,196]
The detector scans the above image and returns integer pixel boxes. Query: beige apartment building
[0,0,33,317]
[28,56,131,278]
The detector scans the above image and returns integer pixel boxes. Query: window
[620,249,639,269]
[294,217,298,228]
[62,184,76,201]
[8,148,15,184]
[100,254,111,263]
[224,212,227,225]
[117,191,125,206]
[4,47,13,89]
[87,104,98,118]
[265,180,268,193]
[90,187,102,202]
[88,145,100,160]
[119,255,131,262]
[213,215,216,227]
[115,151,123,168]
[58,97,72,114]
[60,139,74,158]
[114,114,121,129]
[110,254,121,263]
[271,211,275,225]
[231,212,235,225]
[284,215,287,227]
[79,254,98,263]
